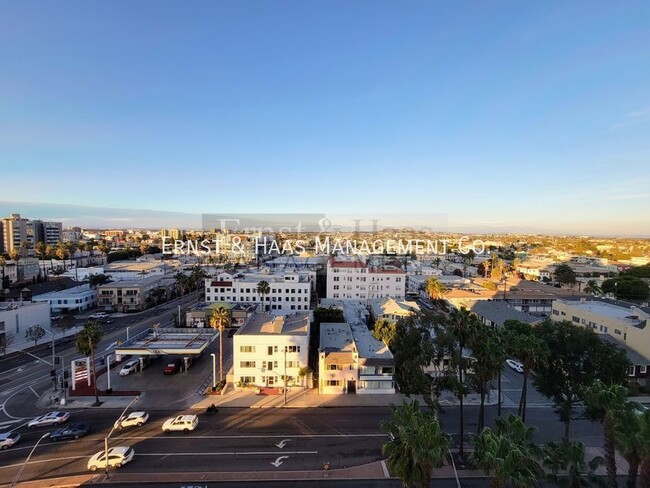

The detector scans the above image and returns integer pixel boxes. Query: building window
[627,366,636,377]
[641,366,648,374]
[552,310,559,316]
[328,364,342,370]
[286,346,300,353]
[614,329,621,335]
[240,361,256,368]
[325,380,340,386]
[239,376,255,384]
[240,346,255,353]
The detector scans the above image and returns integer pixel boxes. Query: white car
[28,411,70,428]
[162,415,198,433]
[506,359,525,373]
[87,446,135,471]
[119,360,139,376]
[114,412,149,430]
[0,432,21,450]
[89,312,108,319]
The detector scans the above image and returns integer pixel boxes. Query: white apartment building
[33,284,98,313]
[326,257,406,301]
[233,312,310,389]
[319,322,395,395]
[0,301,51,355]
[205,271,312,313]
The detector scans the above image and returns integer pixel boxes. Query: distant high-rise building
[43,221,63,245]
[161,228,183,240]
[1,214,29,254]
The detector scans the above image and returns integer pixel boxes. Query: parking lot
[97,331,234,409]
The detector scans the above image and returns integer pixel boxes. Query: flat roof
[98,276,163,288]
[320,323,355,352]
[114,327,218,356]
[558,299,648,327]
[33,284,96,299]
[236,312,310,336]
[465,301,542,327]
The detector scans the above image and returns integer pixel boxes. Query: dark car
[163,359,182,375]
[49,423,90,441]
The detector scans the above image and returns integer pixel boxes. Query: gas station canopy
[114,327,218,356]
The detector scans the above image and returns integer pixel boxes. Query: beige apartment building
[98,276,171,312]
[552,298,650,383]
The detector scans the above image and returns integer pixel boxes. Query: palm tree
[34,241,47,279]
[174,272,189,321]
[636,409,650,488]
[76,321,104,405]
[46,244,56,272]
[583,379,628,488]
[209,306,230,382]
[614,404,644,488]
[425,276,446,304]
[584,280,602,296]
[447,307,479,459]
[472,414,543,488]
[9,247,21,263]
[503,320,549,422]
[256,280,270,312]
[470,326,506,431]
[56,243,69,270]
[543,439,592,488]
[380,399,450,488]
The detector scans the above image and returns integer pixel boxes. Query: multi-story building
[33,284,98,313]
[0,301,51,355]
[205,271,312,313]
[185,302,256,328]
[552,298,650,384]
[1,214,28,254]
[98,276,169,312]
[233,312,310,389]
[319,322,395,394]
[326,257,406,301]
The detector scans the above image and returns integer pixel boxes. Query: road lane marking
[28,386,39,398]
[270,455,289,467]
[116,434,387,439]
[275,439,290,449]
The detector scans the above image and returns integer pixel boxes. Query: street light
[11,432,50,487]
[104,396,139,479]
[210,353,216,390]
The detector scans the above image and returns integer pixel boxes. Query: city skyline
[2,1,649,234]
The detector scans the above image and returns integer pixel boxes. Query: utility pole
[284,347,287,406]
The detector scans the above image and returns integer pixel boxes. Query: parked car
[162,415,198,432]
[163,359,182,375]
[114,411,149,430]
[50,423,90,442]
[87,446,135,471]
[0,432,20,450]
[89,312,108,319]
[506,359,524,373]
[119,360,139,377]
[28,412,70,428]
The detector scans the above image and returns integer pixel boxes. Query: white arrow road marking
[275,439,290,449]
[270,456,289,468]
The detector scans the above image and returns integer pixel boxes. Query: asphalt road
[0,405,603,486]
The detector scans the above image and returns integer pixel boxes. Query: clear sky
[1,1,649,235]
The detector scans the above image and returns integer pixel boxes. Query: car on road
[163,359,182,375]
[89,312,108,319]
[162,415,198,432]
[114,411,149,430]
[119,359,140,376]
[102,319,114,324]
[506,359,524,373]
[87,446,135,471]
[49,423,90,441]
[0,432,21,450]
[28,411,70,428]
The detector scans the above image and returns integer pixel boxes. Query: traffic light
[50,369,56,377]
[54,357,60,365]
[63,370,69,379]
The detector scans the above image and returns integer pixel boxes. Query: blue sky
[1,1,649,235]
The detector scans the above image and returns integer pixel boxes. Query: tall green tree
[583,380,629,488]
[533,320,630,440]
[256,280,271,312]
[473,414,543,488]
[584,280,602,296]
[76,321,104,405]
[446,307,479,459]
[503,320,549,422]
[602,276,650,302]
[555,264,577,289]
[209,306,230,382]
[425,276,446,303]
[614,404,645,488]
[380,399,450,488]
[543,439,592,488]
[373,318,397,347]
[635,409,650,488]
[469,325,505,431]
